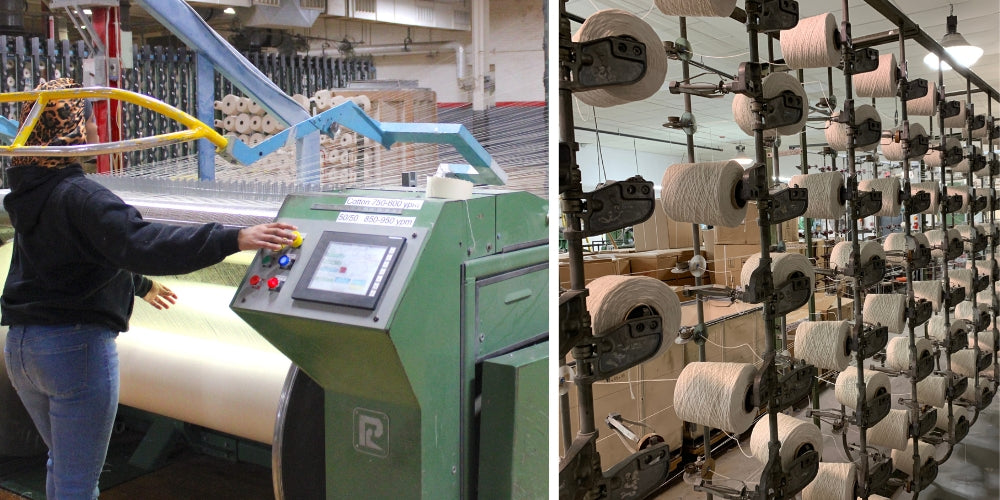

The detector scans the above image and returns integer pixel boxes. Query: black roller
[272,365,325,500]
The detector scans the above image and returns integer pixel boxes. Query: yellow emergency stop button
[290,231,304,248]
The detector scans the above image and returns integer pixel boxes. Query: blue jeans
[4,324,119,500]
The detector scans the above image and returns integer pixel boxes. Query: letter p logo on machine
[353,408,389,458]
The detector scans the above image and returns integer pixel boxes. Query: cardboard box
[711,244,761,288]
[629,250,679,281]
[633,200,695,251]
[558,254,631,289]
[713,203,800,245]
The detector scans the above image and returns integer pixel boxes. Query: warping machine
[0,54,547,500]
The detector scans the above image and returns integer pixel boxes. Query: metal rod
[573,126,724,151]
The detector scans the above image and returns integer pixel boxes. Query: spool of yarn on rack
[906,81,937,116]
[829,240,884,273]
[779,13,842,69]
[749,413,823,468]
[925,315,970,343]
[733,72,808,138]
[910,181,939,214]
[962,376,991,403]
[572,9,668,107]
[585,275,681,357]
[660,161,748,227]
[881,123,928,161]
[800,462,856,500]
[885,336,933,372]
[934,405,967,432]
[866,408,911,450]
[949,269,977,297]
[952,348,987,378]
[673,362,758,434]
[863,294,906,334]
[826,105,881,151]
[892,441,936,477]
[835,370,891,409]
[924,228,961,259]
[856,177,900,216]
[913,280,943,312]
[794,321,852,371]
[924,137,960,167]
[854,53,898,98]
[654,0,737,17]
[916,375,949,407]
[944,101,967,129]
[787,172,845,219]
[740,252,815,293]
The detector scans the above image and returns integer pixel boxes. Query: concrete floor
[654,355,1000,500]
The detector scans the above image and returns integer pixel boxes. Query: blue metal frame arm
[0,116,17,144]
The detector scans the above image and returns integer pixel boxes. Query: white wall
[296,0,544,105]
[577,144,686,192]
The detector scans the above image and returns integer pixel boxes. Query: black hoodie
[1,164,241,332]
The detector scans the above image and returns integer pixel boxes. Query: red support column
[91,7,122,173]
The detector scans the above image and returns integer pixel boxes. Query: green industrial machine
[230,188,548,499]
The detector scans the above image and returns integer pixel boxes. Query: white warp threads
[788,172,845,219]
[673,362,757,434]
[741,252,815,293]
[854,53,898,98]
[586,275,681,357]
[885,336,932,372]
[910,181,939,214]
[944,102,967,129]
[913,280,943,312]
[801,462,856,500]
[733,72,808,138]
[660,161,747,227]
[780,13,841,69]
[862,294,906,334]
[906,81,937,116]
[856,177,900,216]
[830,240,884,272]
[572,10,668,107]
[866,408,911,450]
[892,441,936,477]
[934,405,967,431]
[654,0,737,17]
[882,232,906,253]
[835,370,891,409]
[826,105,882,151]
[795,321,852,371]
[749,412,823,468]
[881,123,928,161]
[916,375,949,407]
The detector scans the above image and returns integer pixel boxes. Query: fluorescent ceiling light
[224,7,236,15]
[923,8,983,70]
[82,9,92,15]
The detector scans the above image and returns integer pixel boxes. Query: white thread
[944,101,967,129]
[949,270,978,298]
[924,228,961,259]
[934,405,967,431]
[962,376,990,402]
[235,97,249,114]
[788,172,845,219]
[703,337,764,363]
[924,137,961,167]
[830,240,884,272]
[586,275,681,358]
[911,232,930,252]
[885,336,933,372]
[972,330,997,351]
[733,72,809,138]
[741,252,815,293]
[826,105,881,151]
[916,375,949,407]
[801,461,856,500]
[673,361,757,434]
[749,412,823,467]
[794,321,851,371]
[780,13,842,69]
[913,280,943,312]
[572,10,668,108]
[891,441,936,477]
[653,0,737,17]
[862,294,906,334]
[660,160,747,227]
[866,408,911,450]
[881,122,928,161]
[910,181,939,214]
[854,53,898,98]
[858,177,901,217]
[835,370,891,409]
[952,348,986,378]
[247,99,263,116]
[906,81,937,116]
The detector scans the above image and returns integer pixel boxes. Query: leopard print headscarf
[10,78,86,169]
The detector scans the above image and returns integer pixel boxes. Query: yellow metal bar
[0,130,205,156]
[0,87,228,154]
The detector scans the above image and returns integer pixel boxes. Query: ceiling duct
[326,0,471,30]
[243,0,323,28]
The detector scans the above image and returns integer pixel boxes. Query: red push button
[249,275,261,287]
[267,277,280,290]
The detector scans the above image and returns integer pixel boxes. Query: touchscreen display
[306,241,389,296]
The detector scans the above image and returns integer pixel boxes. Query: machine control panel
[290,231,405,310]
